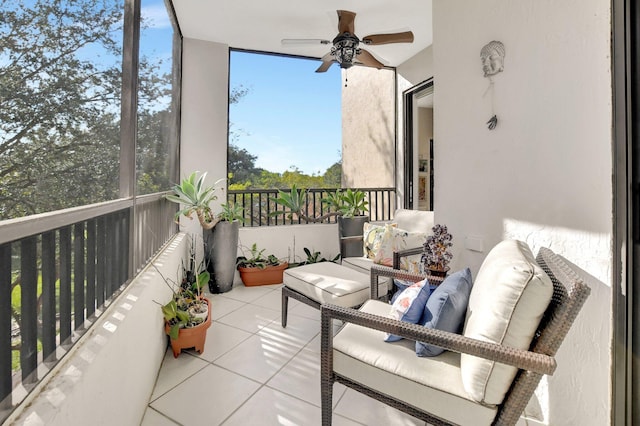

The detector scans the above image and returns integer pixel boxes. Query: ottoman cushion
[284,262,385,307]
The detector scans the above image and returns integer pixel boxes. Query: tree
[0,0,125,219]
[228,144,263,186]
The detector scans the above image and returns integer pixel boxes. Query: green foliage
[236,243,282,269]
[165,171,224,230]
[269,183,307,219]
[301,247,340,265]
[337,188,369,218]
[0,0,173,220]
[217,202,245,222]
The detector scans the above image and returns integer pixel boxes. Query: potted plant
[157,240,212,358]
[334,188,370,258]
[421,224,453,278]
[166,171,243,293]
[205,201,244,293]
[236,243,289,286]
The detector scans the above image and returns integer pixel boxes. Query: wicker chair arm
[320,303,557,376]
[370,264,445,299]
[392,246,424,269]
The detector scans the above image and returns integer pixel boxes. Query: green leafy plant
[218,201,245,223]
[301,247,341,265]
[165,171,225,230]
[157,235,211,340]
[236,243,283,269]
[338,188,368,218]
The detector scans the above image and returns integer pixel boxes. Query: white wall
[432,1,611,425]
[180,38,230,235]
[7,235,188,425]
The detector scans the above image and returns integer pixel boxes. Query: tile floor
[141,282,426,426]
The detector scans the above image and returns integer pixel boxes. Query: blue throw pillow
[416,268,473,357]
[384,279,432,342]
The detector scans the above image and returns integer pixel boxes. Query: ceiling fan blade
[315,52,335,73]
[337,10,356,34]
[362,31,415,45]
[356,49,384,69]
[282,39,331,45]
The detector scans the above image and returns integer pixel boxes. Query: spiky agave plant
[165,171,225,230]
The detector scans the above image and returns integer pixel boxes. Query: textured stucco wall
[341,66,396,189]
[432,1,612,424]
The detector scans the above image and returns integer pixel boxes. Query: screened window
[0,0,125,220]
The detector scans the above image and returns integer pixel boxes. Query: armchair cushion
[416,268,473,357]
[461,240,553,405]
[373,226,426,273]
[362,222,394,259]
[333,300,498,425]
[384,279,431,342]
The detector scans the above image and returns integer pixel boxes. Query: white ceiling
[171,0,433,68]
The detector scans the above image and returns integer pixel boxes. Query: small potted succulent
[236,243,289,286]
[422,224,453,278]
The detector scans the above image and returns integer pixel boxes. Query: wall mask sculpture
[481,40,505,130]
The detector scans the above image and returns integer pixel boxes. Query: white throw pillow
[460,240,553,405]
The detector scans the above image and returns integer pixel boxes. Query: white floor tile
[334,388,425,426]
[289,302,321,321]
[258,314,320,349]
[214,333,301,383]
[140,407,179,425]
[252,287,298,311]
[150,364,260,426]
[187,321,252,362]
[208,296,246,321]
[267,347,346,408]
[218,283,278,303]
[216,303,280,333]
[150,348,209,400]
[222,386,322,426]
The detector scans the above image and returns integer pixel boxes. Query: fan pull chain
[345,70,348,88]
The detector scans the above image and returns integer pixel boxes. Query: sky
[230,51,342,176]
[140,0,343,176]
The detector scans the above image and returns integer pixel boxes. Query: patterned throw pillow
[384,278,432,342]
[362,222,395,259]
[373,226,426,272]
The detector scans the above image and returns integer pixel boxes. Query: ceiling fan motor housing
[332,32,360,68]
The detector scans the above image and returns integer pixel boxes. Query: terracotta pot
[165,298,211,358]
[238,262,289,286]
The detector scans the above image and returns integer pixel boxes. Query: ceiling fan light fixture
[333,34,360,69]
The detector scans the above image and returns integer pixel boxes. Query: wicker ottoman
[281,262,386,327]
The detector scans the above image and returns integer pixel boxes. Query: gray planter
[338,215,370,258]
[204,220,239,293]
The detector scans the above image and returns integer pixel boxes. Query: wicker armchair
[320,245,590,426]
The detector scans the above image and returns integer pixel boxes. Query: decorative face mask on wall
[480,41,505,77]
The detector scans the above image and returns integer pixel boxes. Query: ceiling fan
[282,10,414,73]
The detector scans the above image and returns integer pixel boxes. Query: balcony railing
[228,187,397,227]
[0,194,176,421]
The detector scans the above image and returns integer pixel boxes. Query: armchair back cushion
[393,209,434,234]
[461,240,553,405]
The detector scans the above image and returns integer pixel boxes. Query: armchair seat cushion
[332,300,497,426]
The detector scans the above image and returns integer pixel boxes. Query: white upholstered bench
[281,262,388,327]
